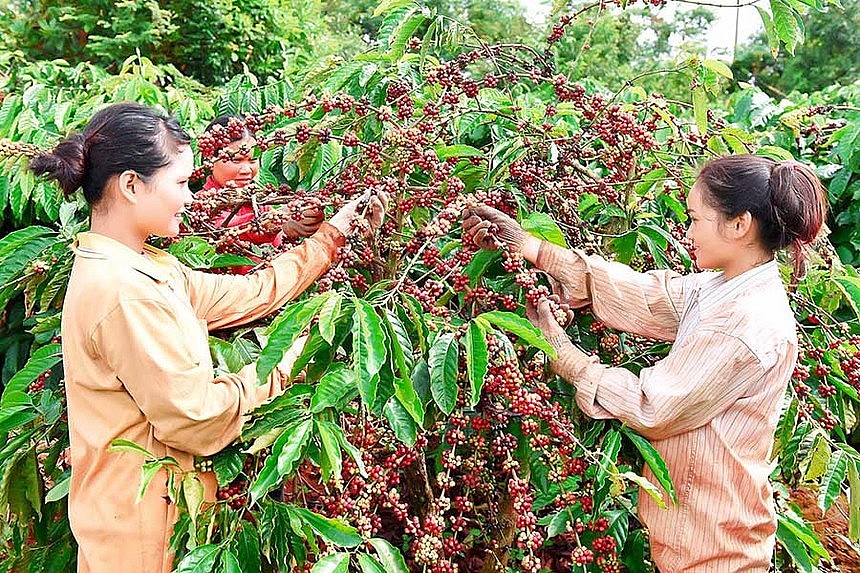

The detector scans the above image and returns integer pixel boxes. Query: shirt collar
[697,259,782,313]
[72,232,176,284]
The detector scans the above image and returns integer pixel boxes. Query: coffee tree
[1,1,859,572]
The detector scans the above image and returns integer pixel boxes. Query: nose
[238,162,252,175]
[183,184,193,206]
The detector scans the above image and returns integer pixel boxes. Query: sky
[518,0,765,60]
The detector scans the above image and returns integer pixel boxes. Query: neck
[721,248,773,280]
[90,210,147,254]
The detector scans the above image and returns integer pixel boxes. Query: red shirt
[203,177,283,248]
[202,178,284,273]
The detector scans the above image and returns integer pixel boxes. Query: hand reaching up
[462,205,526,252]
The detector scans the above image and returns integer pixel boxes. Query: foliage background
[1,0,859,572]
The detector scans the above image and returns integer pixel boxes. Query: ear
[728,211,755,240]
[116,170,139,204]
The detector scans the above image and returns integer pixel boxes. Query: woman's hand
[328,190,390,237]
[526,294,574,342]
[462,205,526,251]
[281,198,325,239]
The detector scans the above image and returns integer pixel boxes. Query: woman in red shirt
[200,115,323,272]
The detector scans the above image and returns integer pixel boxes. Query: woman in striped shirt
[463,155,827,572]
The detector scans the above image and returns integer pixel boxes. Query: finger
[367,197,384,228]
[472,227,494,249]
[468,219,492,237]
[301,209,324,224]
[300,197,322,209]
[536,299,557,322]
[375,190,390,211]
[472,205,502,219]
[462,215,484,232]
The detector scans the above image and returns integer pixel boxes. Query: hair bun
[29,133,87,197]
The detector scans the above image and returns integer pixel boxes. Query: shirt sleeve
[93,297,288,457]
[535,241,690,341]
[550,329,765,441]
[183,222,345,330]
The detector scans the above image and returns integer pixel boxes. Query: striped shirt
[537,244,796,572]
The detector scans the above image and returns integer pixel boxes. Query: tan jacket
[62,225,343,572]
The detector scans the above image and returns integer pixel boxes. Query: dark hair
[29,102,191,205]
[697,154,827,277]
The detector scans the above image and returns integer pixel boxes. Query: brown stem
[478,492,517,573]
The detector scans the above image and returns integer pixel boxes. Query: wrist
[521,235,542,263]
[546,331,572,351]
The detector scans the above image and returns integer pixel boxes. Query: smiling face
[210,135,259,188]
[135,145,194,238]
[685,180,736,271]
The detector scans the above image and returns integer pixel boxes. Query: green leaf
[45,473,70,503]
[357,553,387,573]
[249,418,312,503]
[233,522,261,573]
[212,448,244,487]
[352,298,387,408]
[183,473,205,526]
[368,538,409,573]
[801,432,830,481]
[771,0,804,55]
[692,86,708,136]
[257,294,331,381]
[108,439,156,460]
[209,337,245,374]
[818,449,847,513]
[1,343,61,403]
[373,0,414,18]
[383,395,417,446]
[428,332,459,415]
[756,7,781,58]
[318,292,343,345]
[332,424,368,478]
[546,508,576,539]
[387,12,426,60]
[848,459,860,541]
[291,507,363,547]
[610,230,638,265]
[316,420,343,483]
[176,544,221,573]
[622,427,677,504]
[621,471,668,509]
[463,321,489,407]
[311,364,358,413]
[434,144,483,159]
[383,309,414,379]
[393,376,424,425]
[311,553,349,573]
[219,550,242,573]
[780,509,829,558]
[137,460,163,503]
[702,59,733,80]
[521,212,567,247]
[476,311,556,358]
[832,276,860,320]
[596,430,622,492]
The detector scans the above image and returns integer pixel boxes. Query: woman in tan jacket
[30,102,386,573]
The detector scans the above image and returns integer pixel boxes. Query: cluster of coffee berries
[0,138,41,159]
[27,368,51,393]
